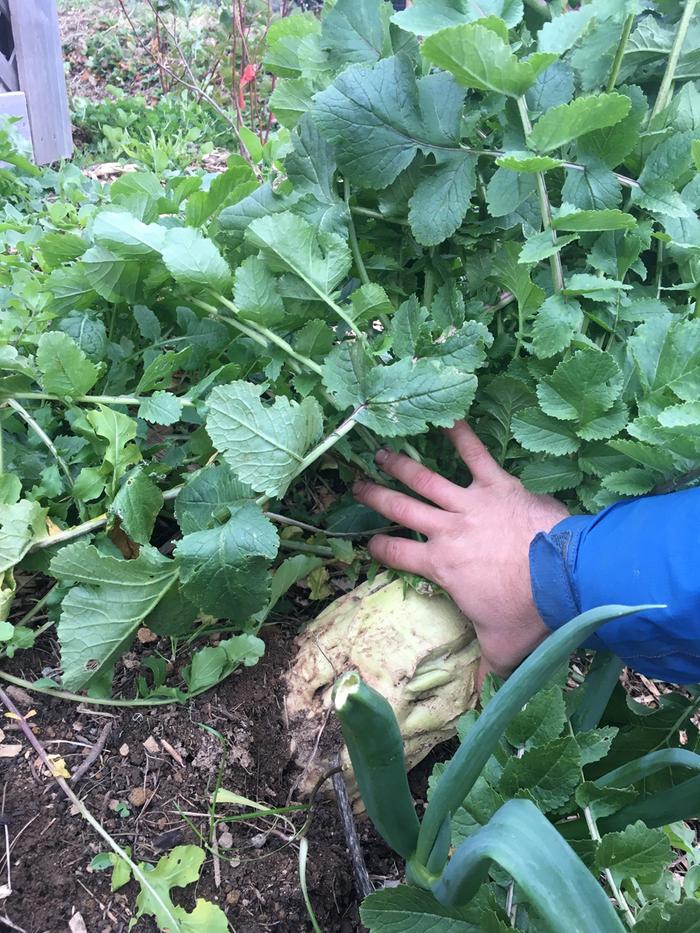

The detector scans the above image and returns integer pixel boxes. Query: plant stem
[423,249,436,308]
[651,0,697,118]
[0,686,183,928]
[6,398,74,489]
[583,805,637,927]
[350,205,409,225]
[606,14,635,92]
[11,392,196,408]
[214,295,324,375]
[345,180,371,288]
[194,299,271,349]
[13,586,55,628]
[517,96,564,293]
[279,539,334,558]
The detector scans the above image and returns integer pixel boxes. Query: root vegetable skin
[284,572,480,798]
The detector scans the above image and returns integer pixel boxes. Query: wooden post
[0,90,33,155]
[8,0,72,164]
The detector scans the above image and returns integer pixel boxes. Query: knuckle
[391,498,414,525]
[412,468,439,498]
[385,538,405,565]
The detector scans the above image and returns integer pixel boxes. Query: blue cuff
[529,514,607,652]
[529,488,700,684]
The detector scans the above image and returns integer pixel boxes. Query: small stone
[119,743,129,757]
[250,833,267,849]
[143,736,160,755]
[218,831,233,850]
[226,891,240,906]
[128,786,148,807]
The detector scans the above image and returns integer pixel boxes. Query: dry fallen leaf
[136,626,158,644]
[46,754,71,779]
[0,744,22,758]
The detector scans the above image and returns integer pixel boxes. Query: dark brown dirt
[0,627,404,933]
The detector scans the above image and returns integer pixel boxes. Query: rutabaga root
[284,572,480,801]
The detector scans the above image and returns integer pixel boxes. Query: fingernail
[375,448,389,464]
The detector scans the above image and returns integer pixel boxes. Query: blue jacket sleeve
[529,487,700,684]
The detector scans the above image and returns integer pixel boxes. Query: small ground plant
[1,0,700,925]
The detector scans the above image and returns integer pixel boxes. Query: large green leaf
[175,463,253,535]
[320,0,391,69]
[52,541,178,693]
[205,381,324,498]
[161,226,232,293]
[422,23,556,98]
[530,294,583,359]
[92,210,165,258]
[0,500,47,573]
[36,331,100,398]
[360,884,491,932]
[629,315,700,402]
[536,350,623,427]
[246,211,351,306]
[392,0,523,36]
[174,502,279,620]
[499,736,581,811]
[323,346,477,436]
[108,468,163,546]
[595,821,672,885]
[312,59,476,244]
[528,93,631,152]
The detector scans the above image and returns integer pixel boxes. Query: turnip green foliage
[0,2,699,707]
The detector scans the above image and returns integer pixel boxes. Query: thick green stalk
[7,397,74,489]
[415,603,655,867]
[516,97,564,293]
[11,392,196,408]
[607,14,635,92]
[651,0,698,118]
[345,179,371,288]
[213,294,324,376]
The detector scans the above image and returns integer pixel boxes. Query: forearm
[530,488,700,684]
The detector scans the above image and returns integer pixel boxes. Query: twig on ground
[71,721,113,784]
[332,755,373,900]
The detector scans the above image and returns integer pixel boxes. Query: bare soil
[0,626,408,933]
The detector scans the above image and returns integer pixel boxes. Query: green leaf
[205,381,323,498]
[174,502,278,620]
[528,93,631,152]
[312,60,476,243]
[496,151,564,172]
[92,210,165,258]
[233,255,285,326]
[512,407,579,455]
[134,845,228,932]
[109,468,163,546]
[519,230,578,263]
[504,684,566,750]
[36,332,100,398]
[490,243,544,321]
[635,900,700,933]
[81,245,142,305]
[485,167,536,217]
[136,348,191,394]
[360,885,485,932]
[408,153,477,246]
[530,294,584,359]
[422,23,556,98]
[350,284,394,328]
[57,312,107,361]
[269,77,315,128]
[182,634,265,694]
[392,0,523,36]
[52,541,178,693]
[563,272,630,302]
[537,5,595,54]
[552,208,636,232]
[499,736,581,811]
[629,315,700,402]
[320,0,390,69]
[595,822,672,884]
[0,500,47,573]
[85,406,141,492]
[425,321,492,372]
[137,391,183,426]
[161,227,232,293]
[391,296,428,358]
[576,783,638,820]
[323,346,477,437]
[536,350,623,426]
[246,211,351,304]
[575,726,619,766]
[577,84,646,169]
[286,113,349,236]
[562,158,621,210]
[175,463,253,535]
[72,467,105,503]
[520,457,583,493]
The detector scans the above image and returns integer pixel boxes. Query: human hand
[353,422,570,682]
